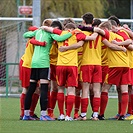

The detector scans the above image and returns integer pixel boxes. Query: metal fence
[0,17,132,97]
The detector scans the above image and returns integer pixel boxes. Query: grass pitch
[0,97,132,133]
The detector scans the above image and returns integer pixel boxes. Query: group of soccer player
[19,12,133,122]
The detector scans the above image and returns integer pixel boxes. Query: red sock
[100,92,108,116]
[65,95,67,114]
[20,93,26,117]
[81,98,88,113]
[57,93,65,115]
[74,96,81,115]
[118,102,121,114]
[66,95,75,117]
[50,91,58,114]
[131,94,133,115]
[127,101,132,114]
[120,92,128,116]
[30,93,39,116]
[47,90,51,115]
[127,94,132,114]
[93,97,100,112]
[90,94,94,111]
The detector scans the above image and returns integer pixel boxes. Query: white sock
[41,110,47,116]
[81,113,86,117]
[93,112,98,117]
[24,110,30,116]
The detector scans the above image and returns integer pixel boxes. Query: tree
[105,0,130,18]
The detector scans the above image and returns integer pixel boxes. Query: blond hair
[99,21,112,30]
[42,19,53,26]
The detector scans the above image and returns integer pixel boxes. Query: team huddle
[19,12,133,122]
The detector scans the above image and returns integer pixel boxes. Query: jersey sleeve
[23,31,36,38]
[53,29,62,35]
[76,33,86,41]
[51,32,72,42]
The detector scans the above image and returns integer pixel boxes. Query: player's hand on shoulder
[59,46,68,52]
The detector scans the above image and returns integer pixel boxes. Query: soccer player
[19,26,45,120]
[48,20,64,119]
[22,19,74,121]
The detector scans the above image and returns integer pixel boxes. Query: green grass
[0,97,132,133]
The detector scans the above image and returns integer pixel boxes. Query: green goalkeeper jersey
[23,29,72,68]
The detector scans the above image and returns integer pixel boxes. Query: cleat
[49,113,57,120]
[31,114,40,120]
[77,115,87,121]
[65,116,73,121]
[91,113,99,121]
[74,113,79,120]
[98,115,105,120]
[19,116,23,120]
[91,117,99,121]
[118,115,125,120]
[131,120,133,124]
[109,114,120,120]
[40,115,55,121]
[125,115,133,120]
[125,113,131,118]
[58,114,65,121]
[22,115,36,120]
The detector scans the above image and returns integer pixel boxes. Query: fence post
[5,64,9,98]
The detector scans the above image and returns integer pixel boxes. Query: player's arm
[51,32,73,42]
[102,39,127,52]
[78,25,94,32]
[39,26,54,33]
[23,30,37,38]
[127,44,133,50]
[93,27,106,36]
[85,33,98,41]
[59,41,84,52]
[30,38,47,46]
[111,39,132,46]
[40,26,63,35]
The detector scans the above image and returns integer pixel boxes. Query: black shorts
[30,68,49,81]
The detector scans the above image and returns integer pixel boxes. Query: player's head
[63,18,75,27]
[92,18,102,27]
[81,12,94,25]
[64,22,77,31]
[108,15,121,26]
[108,20,117,27]
[99,21,112,30]
[51,20,63,30]
[42,19,53,26]
[108,20,118,32]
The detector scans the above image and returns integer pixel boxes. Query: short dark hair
[108,15,121,26]
[92,18,102,27]
[51,20,63,30]
[81,12,94,24]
